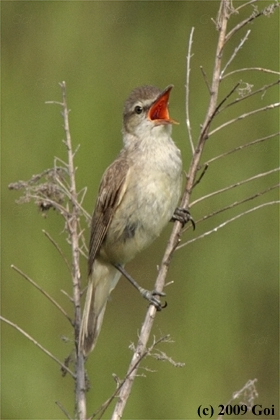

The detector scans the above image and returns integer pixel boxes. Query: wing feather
[88,155,129,275]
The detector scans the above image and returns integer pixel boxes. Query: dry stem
[0,316,75,378]
[11,264,73,325]
[59,81,87,420]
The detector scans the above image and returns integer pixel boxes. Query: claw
[139,288,167,311]
[172,207,195,230]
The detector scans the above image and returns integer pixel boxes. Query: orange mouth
[148,85,179,125]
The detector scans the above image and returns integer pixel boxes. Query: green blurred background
[2,1,279,419]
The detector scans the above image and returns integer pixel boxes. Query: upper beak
[148,85,179,125]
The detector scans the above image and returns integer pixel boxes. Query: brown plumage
[79,85,182,356]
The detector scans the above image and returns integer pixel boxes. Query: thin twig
[218,80,280,113]
[223,67,280,79]
[52,165,91,222]
[93,336,169,419]
[11,265,73,325]
[205,132,279,165]
[193,80,241,150]
[180,199,279,248]
[184,183,280,236]
[27,194,69,216]
[59,81,86,420]
[186,27,195,154]
[191,168,280,207]
[151,350,185,367]
[199,6,231,142]
[200,66,212,94]
[225,5,268,44]
[234,0,258,13]
[45,100,63,106]
[209,103,280,138]
[213,82,241,115]
[192,164,209,189]
[218,378,259,420]
[221,30,251,78]
[61,289,74,302]
[42,229,72,273]
[8,167,68,190]
[0,316,75,378]
[55,401,74,420]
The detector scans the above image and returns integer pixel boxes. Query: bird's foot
[172,207,195,230]
[139,288,167,311]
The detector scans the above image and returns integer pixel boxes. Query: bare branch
[45,100,63,106]
[205,132,279,165]
[59,81,86,420]
[183,183,279,236]
[55,401,74,420]
[11,264,73,325]
[42,229,72,273]
[221,30,251,78]
[223,67,280,79]
[218,80,280,113]
[186,27,195,154]
[94,336,170,419]
[191,168,280,207]
[218,378,258,420]
[209,102,280,138]
[199,2,230,142]
[192,164,209,189]
[200,66,212,94]
[179,201,279,249]
[225,2,279,43]
[0,316,75,378]
[8,167,68,190]
[214,82,241,114]
[151,350,185,367]
[8,166,70,216]
[52,165,91,222]
[61,288,74,302]
[234,0,259,13]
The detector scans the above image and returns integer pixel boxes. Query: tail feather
[79,260,121,356]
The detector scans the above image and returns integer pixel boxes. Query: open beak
[148,85,179,125]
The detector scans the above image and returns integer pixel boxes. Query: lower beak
[148,85,179,125]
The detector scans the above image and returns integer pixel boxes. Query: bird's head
[123,85,178,139]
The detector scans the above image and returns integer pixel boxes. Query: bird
[79,84,188,357]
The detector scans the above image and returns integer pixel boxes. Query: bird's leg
[114,263,166,311]
[172,207,195,230]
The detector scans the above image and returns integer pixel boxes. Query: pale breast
[103,137,182,264]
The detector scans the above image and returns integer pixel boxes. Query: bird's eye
[134,105,143,115]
